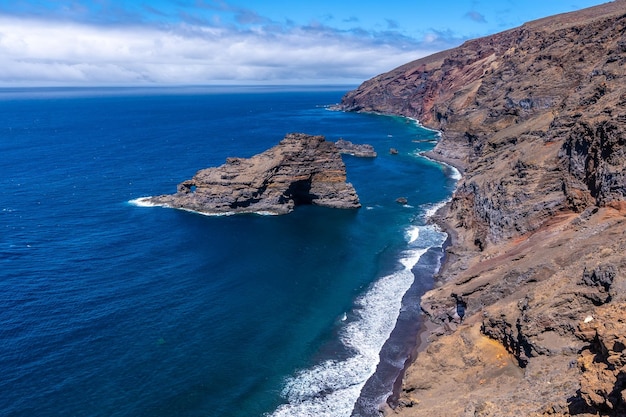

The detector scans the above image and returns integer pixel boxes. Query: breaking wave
[268,222,446,417]
[128,198,278,216]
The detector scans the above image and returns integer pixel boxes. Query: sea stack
[340,1,626,416]
[335,138,378,157]
[144,133,361,215]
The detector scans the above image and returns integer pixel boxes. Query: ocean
[0,86,456,417]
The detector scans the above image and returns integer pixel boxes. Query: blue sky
[0,0,611,86]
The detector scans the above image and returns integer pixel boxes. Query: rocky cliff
[340,1,626,416]
[144,133,361,215]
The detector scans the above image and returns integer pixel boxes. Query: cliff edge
[340,1,626,416]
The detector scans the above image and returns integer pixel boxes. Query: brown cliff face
[340,1,626,416]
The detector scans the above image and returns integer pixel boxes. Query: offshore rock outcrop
[340,1,626,416]
[145,133,361,215]
[335,139,377,157]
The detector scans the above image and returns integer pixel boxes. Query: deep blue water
[0,87,456,417]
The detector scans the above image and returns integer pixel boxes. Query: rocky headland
[340,1,626,416]
[143,133,361,215]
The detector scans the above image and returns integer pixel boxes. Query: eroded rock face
[576,303,626,415]
[560,118,626,207]
[339,1,626,416]
[146,133,361,215]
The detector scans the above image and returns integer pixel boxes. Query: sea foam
[406,226,420,244]
[128,198,278,216]
[128,197,157,207]
[423,200,450,220]
[269,223,444,417]
[417,152,462,181]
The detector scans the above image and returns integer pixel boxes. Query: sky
[0,0,612,86]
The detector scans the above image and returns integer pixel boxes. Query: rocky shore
[143,133,362,215]
[340,1,626,416]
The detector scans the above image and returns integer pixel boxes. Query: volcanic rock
[335,139,377,157]
[339,1,626,416]
[145,133,361,215]
[396,197,408,205]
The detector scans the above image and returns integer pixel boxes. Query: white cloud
[0,16,453,86]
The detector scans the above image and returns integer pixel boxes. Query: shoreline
[383,318,439,412]
[382,232,453,414]
[351,243,446,417]
[329,110,462,416]
[346,115,457,416]
[378,138,463,415]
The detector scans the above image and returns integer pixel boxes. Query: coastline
[376,133,463,416]
[351,244,447,417]
[338,2,626,413]
[318,106,460,414]
[383,318,439,413]
[348,121,462,416]
[380,228,453,415]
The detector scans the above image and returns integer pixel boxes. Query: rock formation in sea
[146,133,361,215]
[335,138,377,157]
[340,1,626,416]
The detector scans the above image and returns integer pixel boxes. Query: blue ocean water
[0,87,456,417]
